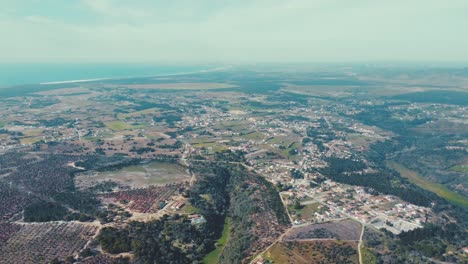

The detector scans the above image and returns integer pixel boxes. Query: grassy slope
[361,247,377,264]
[203,217,231,264]
[387,161,468,208]
[450,165,468,173]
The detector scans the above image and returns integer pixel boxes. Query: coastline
[38,66,229,85]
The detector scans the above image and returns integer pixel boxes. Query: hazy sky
[1,0,467,63]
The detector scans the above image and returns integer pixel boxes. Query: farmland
[102,183,186,213]
[104,120,145,131]
[284,219,362,241]
[76,161,190,188]
[0,66,467,263]
[263,240,359,264]
[0,222,97,264]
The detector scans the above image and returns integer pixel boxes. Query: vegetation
[203,218,231,264]
[23,201,68,222]
[264,241,358,264]
[38,117,72,127]
[97,227,132,254]
[97,215,217,263]
[387,161,468,207]
[105,120,144,131]
[0,222,97,263]
[219,165,289,263]
[449,164,468,173]
[361,247,377,264]
[1,68,468,264]
[319,157,438,207]
[391,90,468,106]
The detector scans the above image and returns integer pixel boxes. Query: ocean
[0,64,209,87]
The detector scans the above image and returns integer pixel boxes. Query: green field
[105,120,145,131]
[220,120,247,128]
[449,165,468,173]
[387,161,468,208]
[267,137,284,144]
[203,218,230,264]
[281,142,300,158]
[240,131,264,140]
[361,247,377,264]
[182,204,201,214]
[288,201,322,221]
[192,142,229,152]
[0,121,6,128]
[117,107,160,119]
[20,137,42,145]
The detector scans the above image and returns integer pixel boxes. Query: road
[180,144,196,186]
[305,192,367,264]
[249,227,293,264]
[358,222,365,264]
[279,192,294,223]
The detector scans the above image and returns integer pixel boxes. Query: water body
[0,64,209,87]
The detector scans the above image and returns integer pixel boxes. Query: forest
[95,154,289,264]
[318,157,439,207]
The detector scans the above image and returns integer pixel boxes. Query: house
[171,201,185,210]
[189,214,206,225]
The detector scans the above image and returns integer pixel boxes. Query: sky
[0,0,467,64]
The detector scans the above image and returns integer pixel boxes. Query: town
[0,68,467,263]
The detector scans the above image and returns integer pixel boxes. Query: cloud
[0,0,467,63]
[81,0,151,20]
[23,15,57,24]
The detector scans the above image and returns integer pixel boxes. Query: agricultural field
[117,107,160,119]
[263,240,359,264]
[239,131,265,140]
[0,222,97,264]
[0,223,21,244]
[284,219,362,241]
[104,120,145,131]
[192,142,229,153]
[0,182,35,221]
[76,161,190,188]
[0,66,467,263]
[102,183,186,213]
[0,154,81,221]
[22,128,44,137]
[20,136,42,145]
